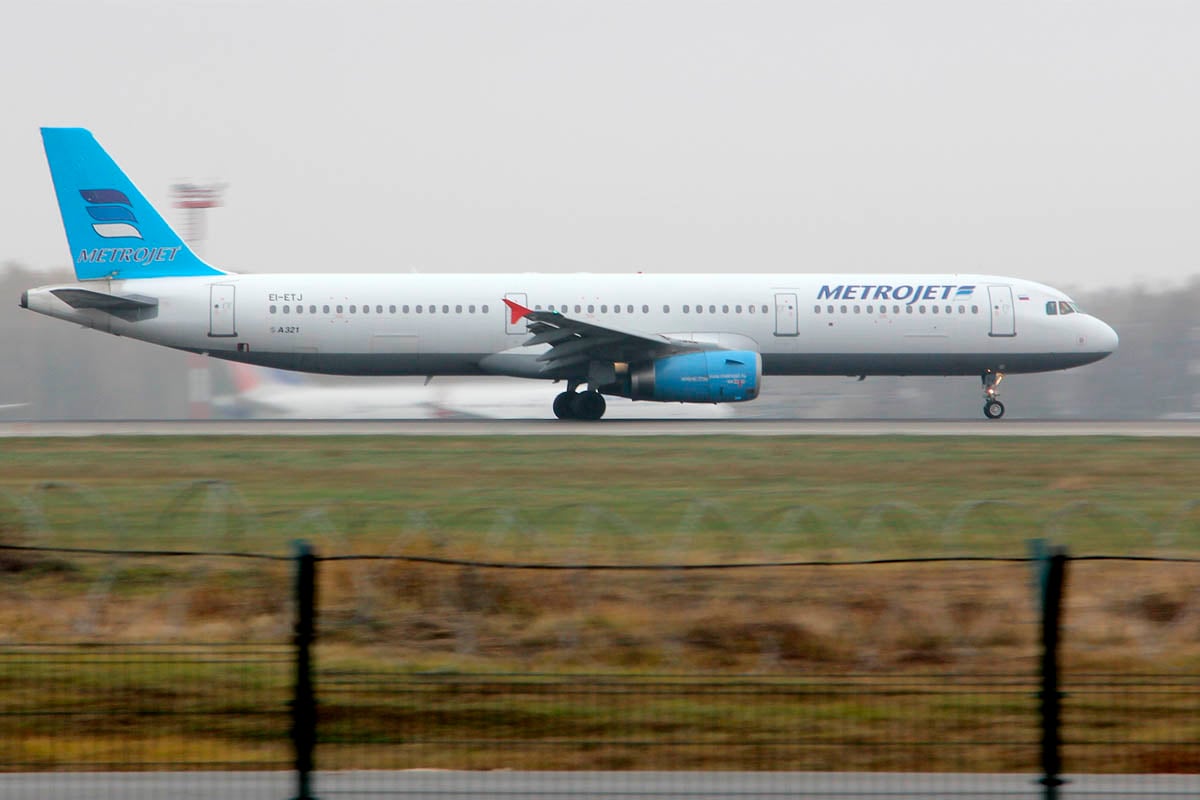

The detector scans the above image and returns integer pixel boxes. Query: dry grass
[1,435,1198,771]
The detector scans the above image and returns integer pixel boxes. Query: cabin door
[988,285,1016,337]
[209,284,237,337]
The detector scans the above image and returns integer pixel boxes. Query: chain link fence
[0,537,1197,798]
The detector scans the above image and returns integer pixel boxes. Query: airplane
[21,128,1119,420]
[213,362,732,420]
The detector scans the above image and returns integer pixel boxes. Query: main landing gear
[982,370,1005,419]
[553,389,607,421]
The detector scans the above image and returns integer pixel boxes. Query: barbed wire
[2,542,1199,567]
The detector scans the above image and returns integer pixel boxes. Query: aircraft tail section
[41,128,226,281]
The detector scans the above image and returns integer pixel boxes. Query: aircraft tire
[571,390,607,421]
[553,391,576,420]
[984,400,1005,419]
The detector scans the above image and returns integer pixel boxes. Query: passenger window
[310,305,317,314]
[350,305,357,314]
[828,305,834,314]
[762,305,769,313]
[601,305,608,313]
[269,305,277,314]
[814,305,821,314]
[429,305,436,314]
[1046,301,1058,316]
[377,305,384,314]
[416,305,423,313]
[323,305,330,314]
[361,305,368,314]
[389,305,396,314]
[696,305,703,314]
[1059,301,1074,315]
[866,305,873,314]
[854,305,861,314]
[455,305,463,313]
[587,305,595,313]
[482,305,489,313]
[283,305,290,314]
[749,305,756,314]
[709,305,716,314]
[336,305,344,314]
[683,305,690,313]
[893,305,900,315]
[840,305,847,314]
[722,305,729,313]
[662,304,670,313]
[295,305,303,315]
[958,305,964,314]
[628,305,635,313]
[403,305,410,313]
[736,305,743,313]
[919,305,926,314]
[971,305,979,314]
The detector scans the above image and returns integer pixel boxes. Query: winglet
[503,297,533,325]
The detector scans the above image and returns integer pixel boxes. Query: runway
[0,419,1197,437]
[0,770,1192,799]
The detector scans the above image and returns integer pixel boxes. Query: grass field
[0,436,1197,772]
[1,435,1198,557]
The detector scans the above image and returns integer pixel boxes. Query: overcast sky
[2,0,1198,290]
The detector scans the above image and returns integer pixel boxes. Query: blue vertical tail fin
[41,128,226,280]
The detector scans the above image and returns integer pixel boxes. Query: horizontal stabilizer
[50,288,158,321]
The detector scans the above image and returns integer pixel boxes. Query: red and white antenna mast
[171,182,226,257]
[172,182,227,420]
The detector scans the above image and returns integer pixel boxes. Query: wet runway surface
[0,419,1197,437]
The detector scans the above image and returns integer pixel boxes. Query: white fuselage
[22,272,1118,382]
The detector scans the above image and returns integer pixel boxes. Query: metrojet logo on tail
[81,188,141,239]
[817,284,976,303]
[76,246,182,265]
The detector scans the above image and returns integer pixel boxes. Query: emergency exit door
[774,293,798,336]
[209,284,236,337]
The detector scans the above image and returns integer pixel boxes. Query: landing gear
[553,390,607,420]
[981,371,1005,419]
[553,391,575,419]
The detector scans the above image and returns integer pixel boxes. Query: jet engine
[619,350,761,403]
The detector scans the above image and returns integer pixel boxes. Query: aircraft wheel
[984,400,1005,419]
[571,390,607,421]
[553,391,576,420]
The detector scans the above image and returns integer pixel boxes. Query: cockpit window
[1045,301,1058,316]
[1058,301,1074,315]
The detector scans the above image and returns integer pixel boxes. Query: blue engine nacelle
[625,350,761,403]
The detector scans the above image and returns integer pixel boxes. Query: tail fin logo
[80,188,142,240]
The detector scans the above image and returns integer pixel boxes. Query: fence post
[292,540,318,800]
[1029,539,1067,800]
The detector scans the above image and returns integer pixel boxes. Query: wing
[503,298,715,376]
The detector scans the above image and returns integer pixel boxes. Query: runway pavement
[0,419,1198,437]
[0,770,1193,799]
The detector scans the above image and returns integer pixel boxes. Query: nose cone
[1092,317,1119,357]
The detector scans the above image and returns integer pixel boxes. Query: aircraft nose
[1093,318,1119,355]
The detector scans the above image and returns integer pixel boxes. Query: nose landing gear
[982,371,1005,419]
